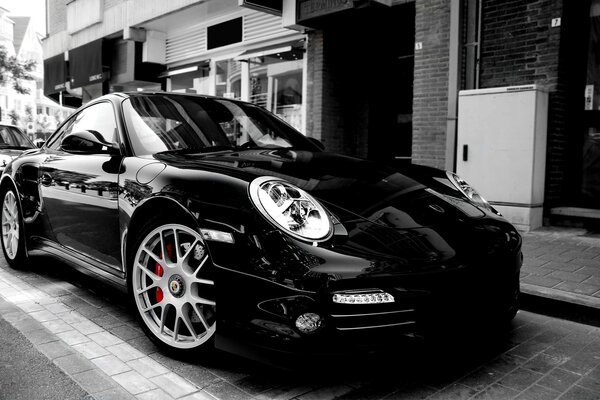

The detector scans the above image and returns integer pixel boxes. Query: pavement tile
[568,258,600,268]
[73,340,111,359]
[254,385,318,400]
[524,352,568,374]
[23,327,59,345]
[54,353,95,375]
[44,302,73,314]
[72,369,117,394]
[126,336,159,354]
[521,275,561,288]
[457,366,504,392]
[560,350,600,376]
[496,367,543,391]
[42,319,76,334]
[112,370,157,395]
[17,301,46,313]
[91,314,125,329]
[57,329,91,346]
[90,386,137,400]
[548,271,592,283]
[108,324,145,341]
[471,383,519,400]
[78,305,109,319]
[37,339,75,360]
[92,354,132,376]
[291,384,355,400]
[485,353,528,374]
[89,330,124,347]
[179,391,218,400]
[543,262,582,273]
[554,281,600,296]
[426,383,478,400]
[514,384,561,400]
[136,388,176,400]
[72,320,104,335]
[107,342,145,362]
[174,364,222,388]
[58,310,88,324]
[559,385,600,400]
[127,356,171,378]
[11,315,44,332]
[28,309,60,322]
[153,372,199,398]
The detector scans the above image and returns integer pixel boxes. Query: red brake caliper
[154,242,173,303]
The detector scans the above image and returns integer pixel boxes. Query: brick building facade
[42,0,600,230]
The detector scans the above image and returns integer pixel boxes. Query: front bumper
[215,249,522,361]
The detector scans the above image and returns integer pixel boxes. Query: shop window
[215,60,242,99]
[170,67,210,94]
[247,49,304,132]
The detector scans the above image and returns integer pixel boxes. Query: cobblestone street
[1,255,600,400]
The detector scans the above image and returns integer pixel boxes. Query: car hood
[153,149,517,278]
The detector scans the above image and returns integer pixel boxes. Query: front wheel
[129,219,216,356]
[1,187,28,269]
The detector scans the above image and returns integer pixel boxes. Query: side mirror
[61,130,119,155]
[307,137,325,151]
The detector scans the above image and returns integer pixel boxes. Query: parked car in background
[0,124,35,172]
[0,92,522,360]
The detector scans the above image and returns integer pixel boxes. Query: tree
[0,45,36,94]
[8,109,19,125]
[25,105,34,122]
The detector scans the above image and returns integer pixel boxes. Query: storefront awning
[43,53,82,108]
[69,39,110,89]
[43,53,67,95]
[234,42,305,63]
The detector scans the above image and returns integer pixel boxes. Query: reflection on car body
[0,92,522,361]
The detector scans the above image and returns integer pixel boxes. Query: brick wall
[478,0,572,209]
[412,0,451,169]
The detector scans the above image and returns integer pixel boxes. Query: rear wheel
[129,218,216,356]
[1,187,28,269]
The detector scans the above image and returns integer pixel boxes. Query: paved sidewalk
[0,244,600,398]
[520,227,600,312]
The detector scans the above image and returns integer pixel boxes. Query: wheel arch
[123,195,200,274]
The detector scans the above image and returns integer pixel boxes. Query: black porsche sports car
[0,92,521,359]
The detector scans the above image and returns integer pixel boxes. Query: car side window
[48,102,118,152]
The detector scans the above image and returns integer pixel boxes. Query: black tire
[127,215,216,358]
[0,187,28,269]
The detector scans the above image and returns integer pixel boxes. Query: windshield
[122,94,318,156]
[0,125,34,149]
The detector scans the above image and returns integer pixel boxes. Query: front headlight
[249,177,333,242]
[446,171,495,212]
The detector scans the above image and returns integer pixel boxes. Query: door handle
[463,144,468,162]
[40,173,53,186]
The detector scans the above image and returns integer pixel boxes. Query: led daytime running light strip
[332,292,395,304]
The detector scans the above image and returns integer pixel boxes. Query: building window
[247,48,304,132]
[215,60,242,99]
[169,67,210,93]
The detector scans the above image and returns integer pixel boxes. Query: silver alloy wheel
[2,191,19,260]
[132,223,216,349]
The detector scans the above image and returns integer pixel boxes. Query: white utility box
[456,85,548,232]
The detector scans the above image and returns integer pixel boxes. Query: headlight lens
[249,177,333,241]
[446,171,493,211]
